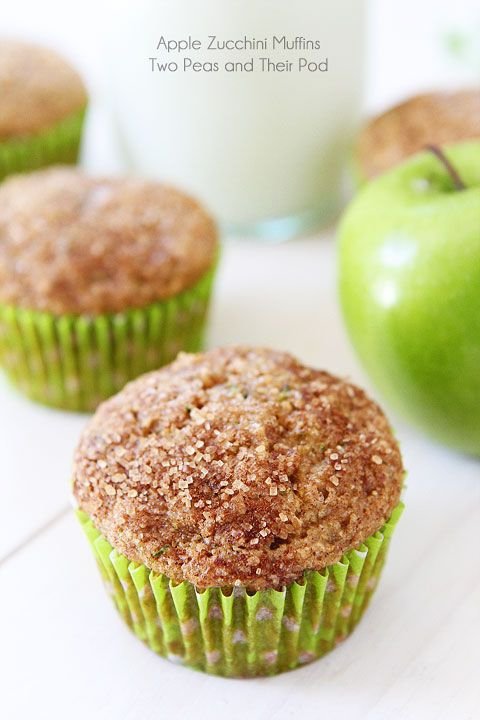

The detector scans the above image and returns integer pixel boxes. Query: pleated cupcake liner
[0,265,216,411]
[0,107,86,182]
[77,502,403,678]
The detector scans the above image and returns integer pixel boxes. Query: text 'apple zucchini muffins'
[0,167,218,411]
[73,347,404,677]
[0,39,87,181]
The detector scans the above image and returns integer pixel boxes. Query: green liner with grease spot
[77,502,403,678]
[0,107,86,182]
[0,264,216,411]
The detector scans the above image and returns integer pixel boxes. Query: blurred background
[2,0,479,174]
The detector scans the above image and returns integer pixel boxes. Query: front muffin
[0,39,87,180]
[74,346,404,676]
[0,167,218,410]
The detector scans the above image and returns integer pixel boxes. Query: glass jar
[106,0,366,239]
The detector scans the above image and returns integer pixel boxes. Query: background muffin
[354,90,480,182]
[0,167,218,410]
[74,346,404,677]
[0,39,87,181]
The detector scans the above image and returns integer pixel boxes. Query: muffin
[74,346,404,677]
[355,90,480,182]
[0,39,87,181]
[0,167,218,411]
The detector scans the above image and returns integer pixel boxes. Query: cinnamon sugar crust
[73,347,404,591]
[356,90,480,180]
[0,167,218,314]
[0,39,87,138]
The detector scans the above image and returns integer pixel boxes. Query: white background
[0,2,479,719]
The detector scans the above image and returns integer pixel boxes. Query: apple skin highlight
[338,140,480,456]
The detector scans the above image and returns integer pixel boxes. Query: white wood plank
[0,377,87,559]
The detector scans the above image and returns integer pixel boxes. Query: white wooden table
[1,235,479,720]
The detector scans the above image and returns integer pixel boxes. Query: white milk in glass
[106,0,366,239]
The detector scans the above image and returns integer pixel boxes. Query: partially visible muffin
[355,90,480,181]
[0,39,87,178]
[0,39,87,139]
[0,167,218,410]
[0,166,218,315]
[74,346,404,676]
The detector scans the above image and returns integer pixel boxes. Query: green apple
[339,140,480,456]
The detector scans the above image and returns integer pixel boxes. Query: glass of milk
[105,0,366,240]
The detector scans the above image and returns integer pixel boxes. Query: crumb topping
[73,347,404,590]
[0,39,87,138]
[0,167,218,314]
[356,90,480,180]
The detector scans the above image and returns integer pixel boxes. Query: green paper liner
[77,502,403,678]
[0,265,216,411]
[0,107,86,182]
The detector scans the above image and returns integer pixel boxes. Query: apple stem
[425,144,466,191]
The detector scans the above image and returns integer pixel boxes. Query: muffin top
[0,167,218,314]
[0,39,87,138]
[73,347,404,591]
[355,90,480,181]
